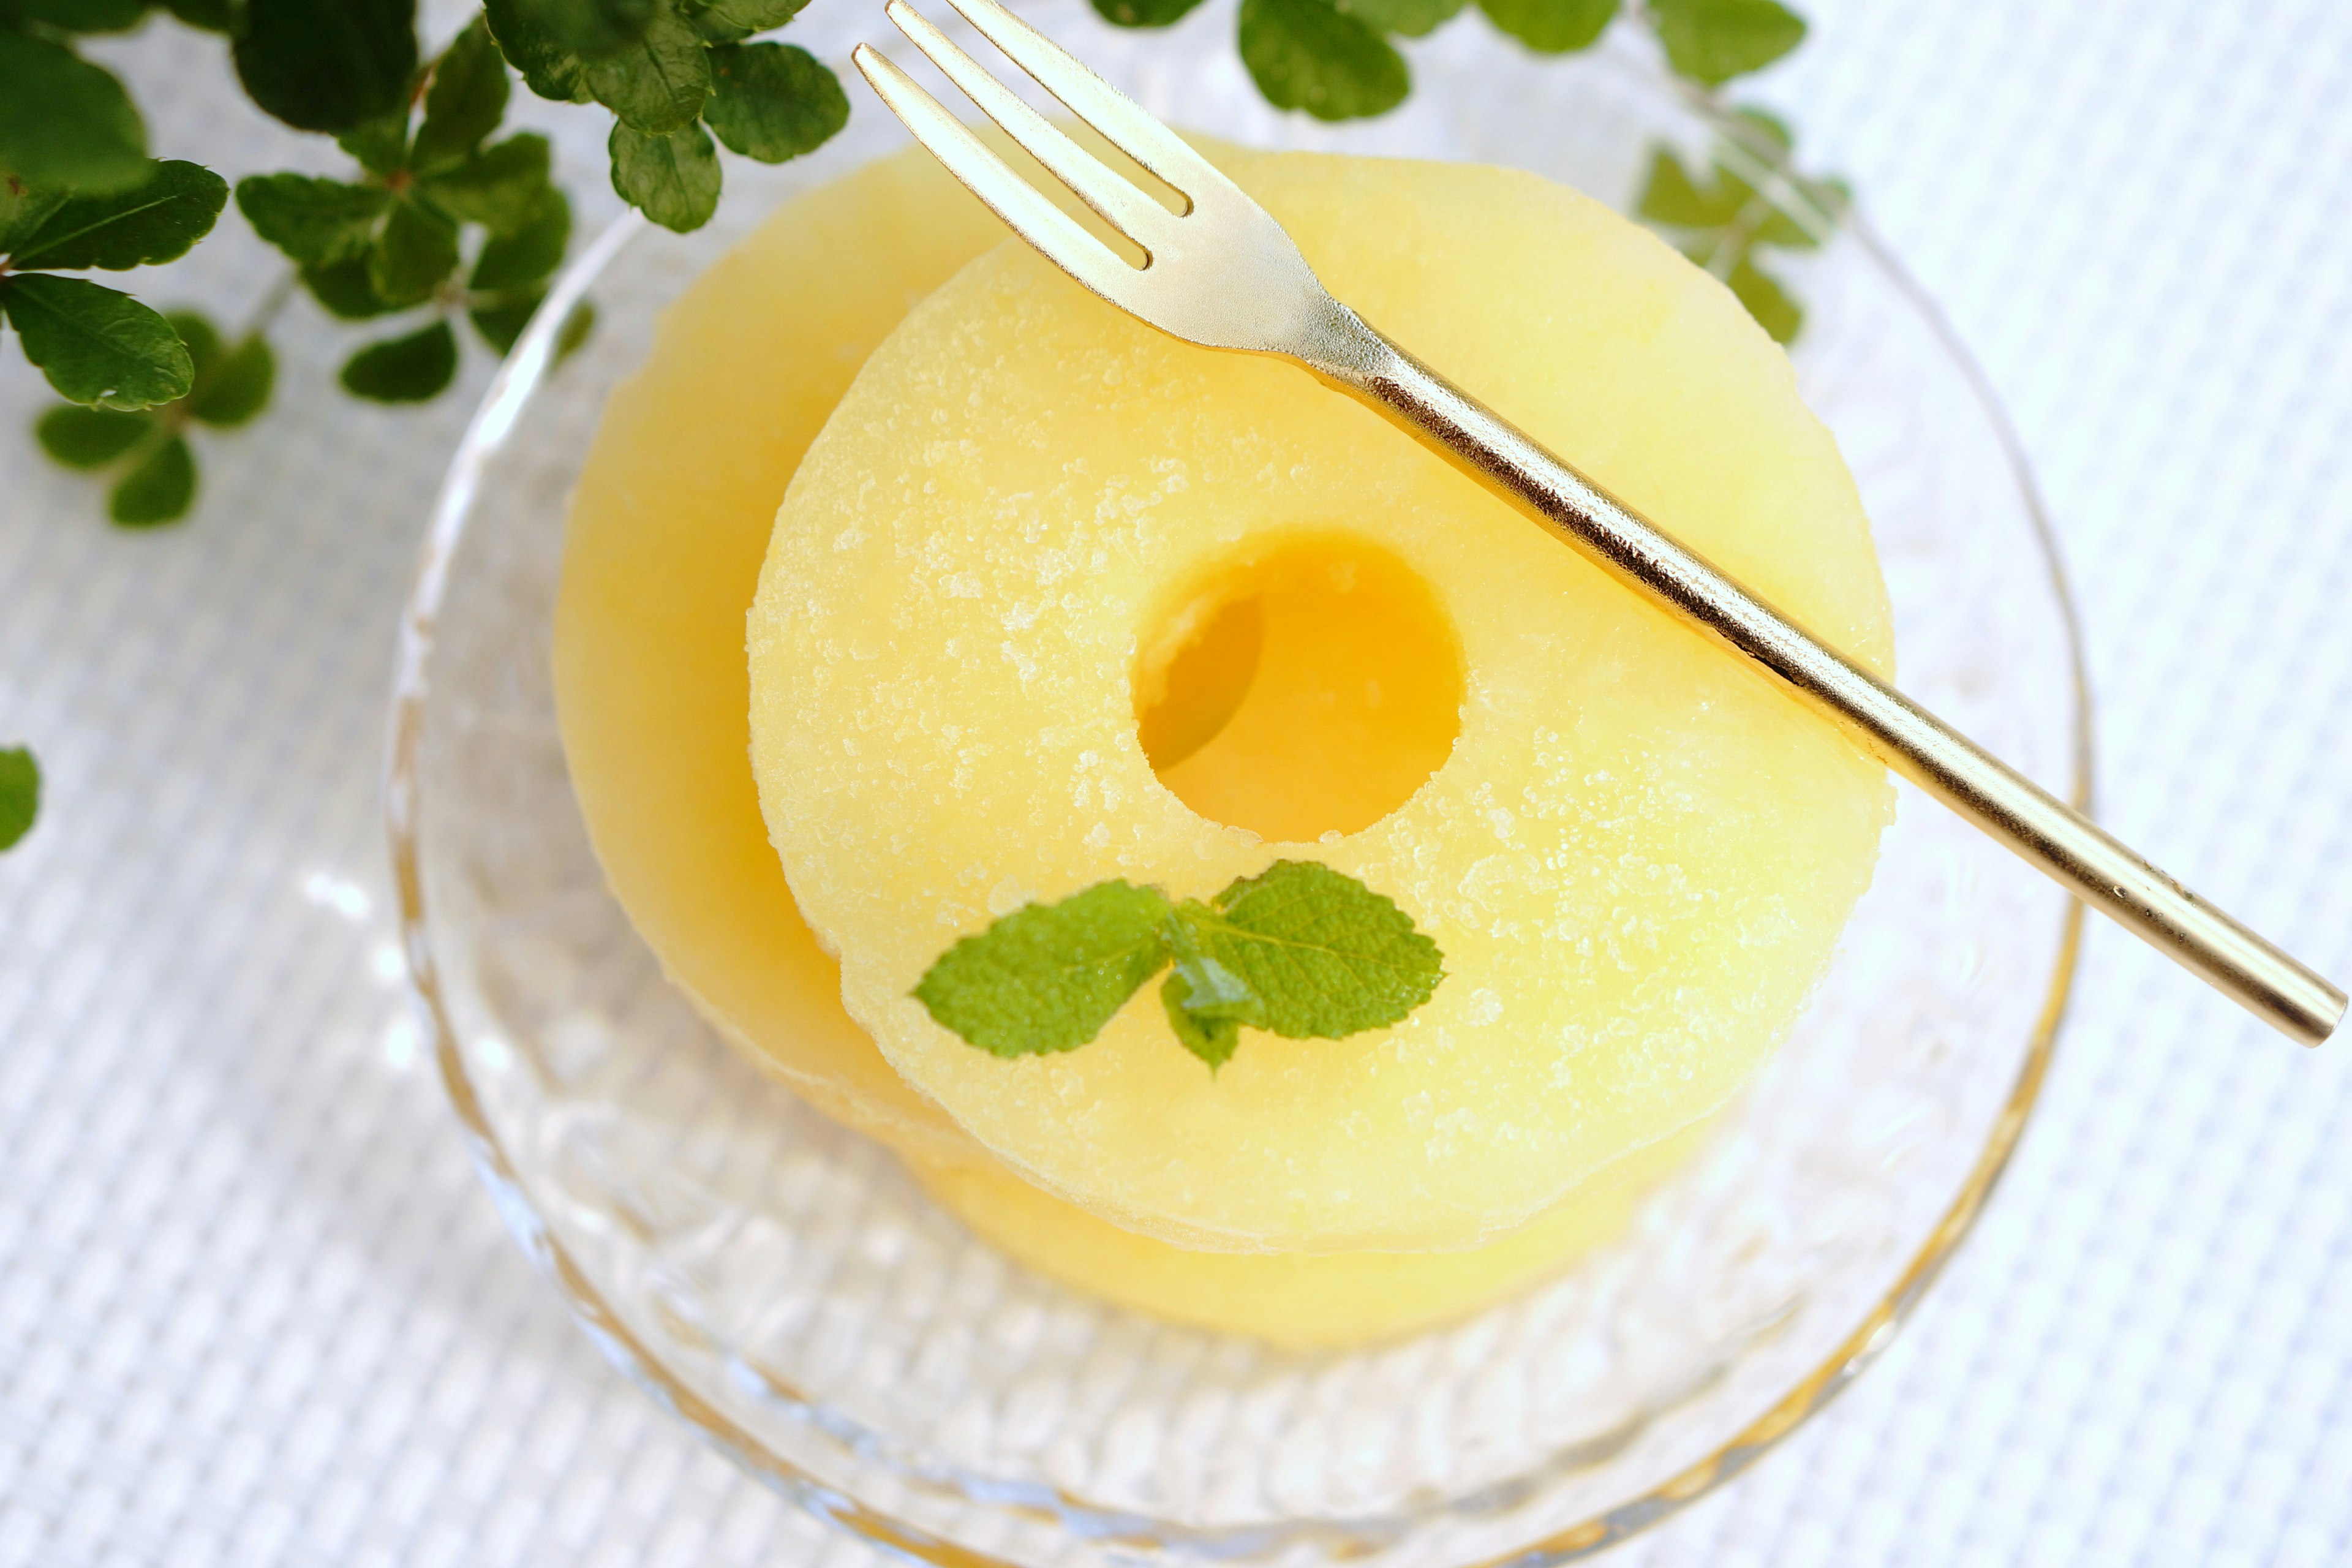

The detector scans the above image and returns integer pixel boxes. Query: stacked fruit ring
[555,138,1893,1347]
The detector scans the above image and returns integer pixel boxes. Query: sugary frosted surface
[751,152,1895,1253]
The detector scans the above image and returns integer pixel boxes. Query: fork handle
[1302,316,2344,1047]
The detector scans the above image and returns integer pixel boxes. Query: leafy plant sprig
[37,306,273,521]
[7,0,852,532]
[914,860,1444,1071]
[235,15,591,405]
[1115,0,1806,125]
[1097,0,1845,344]
[1637,105,1845,343]
[486,0,850,233]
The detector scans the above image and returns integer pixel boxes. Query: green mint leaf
[299,255,398,319]
[467,292,541,353]
[1335,0,1467,39]
[412,18,511,173]
[0,32,148,192]
[36,403,152,467]
[159,0,233,31]
[1725,253,1799,342]
[1090,0,1208,27]
[1649,0,1803,87]
[1161,903,1267,1069]
[187,331,274,426]
[483,0,594,102]
[0,747,39,852]
[1,179,72,255]
[109,432,194,525]
[1238,0,1408,123]
[368,198,459,307]
[511,0,657,58]
[704,42,846,164]
[1193,860,1442,1038]
[15,0,151,35]
[469,186,570,291]
[6,159,227,271]
[337,112,414,178]
[420,132,552,232]
[913,880,1175,1057]
[687,0,809,42]
[236,173,389,266]
[340,318,458,401]
[1160,971,1243,1069]
[608,119,720,232]
[1636,145,1738,228]
[584,0,711,134]
[1477,0,1615,51]
[233,0,420,134]
[0,273,192,408]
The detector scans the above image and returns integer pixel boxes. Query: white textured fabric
[2,1,2348,1563]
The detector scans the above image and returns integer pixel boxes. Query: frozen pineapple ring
[750,151,1894,1254]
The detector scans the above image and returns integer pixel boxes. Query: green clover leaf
[1335,0,1468,39]
[1238,0,1409,122]
[108,432,195,525]
[688,0,810,43]
[232,0,420,134]
[421,133,554,232]
[236,173,390,266]
[340,318,458,401]
[1649,0,1804,87]
[584,0,712,134]
[1090,0,1210,24]
[608,119,720,232]
[2,159,227,272]
[1,273,191,408]
[704,42,847,164]
[0,31,148,190]
[412,18,511,173]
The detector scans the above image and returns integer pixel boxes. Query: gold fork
[850,0,2345,1048]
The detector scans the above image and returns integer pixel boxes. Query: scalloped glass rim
[388,26,2089,1566]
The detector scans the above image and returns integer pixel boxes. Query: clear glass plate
[388,9,2088,1562]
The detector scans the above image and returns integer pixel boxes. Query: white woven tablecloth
[4,1,2349,1562]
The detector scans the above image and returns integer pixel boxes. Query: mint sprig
[914,861,1444,1072]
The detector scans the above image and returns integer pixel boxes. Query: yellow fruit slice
[554,141,1708,1343]
[910,1118,1712,1349]
[553,146,1014,1161]
[751,151,1894,1254]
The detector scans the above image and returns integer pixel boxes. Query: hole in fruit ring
[1133,534,1463,842]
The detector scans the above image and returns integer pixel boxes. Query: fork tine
[851,44,1140,308]
[935,0,1234,209]
[881,0,1170,253]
